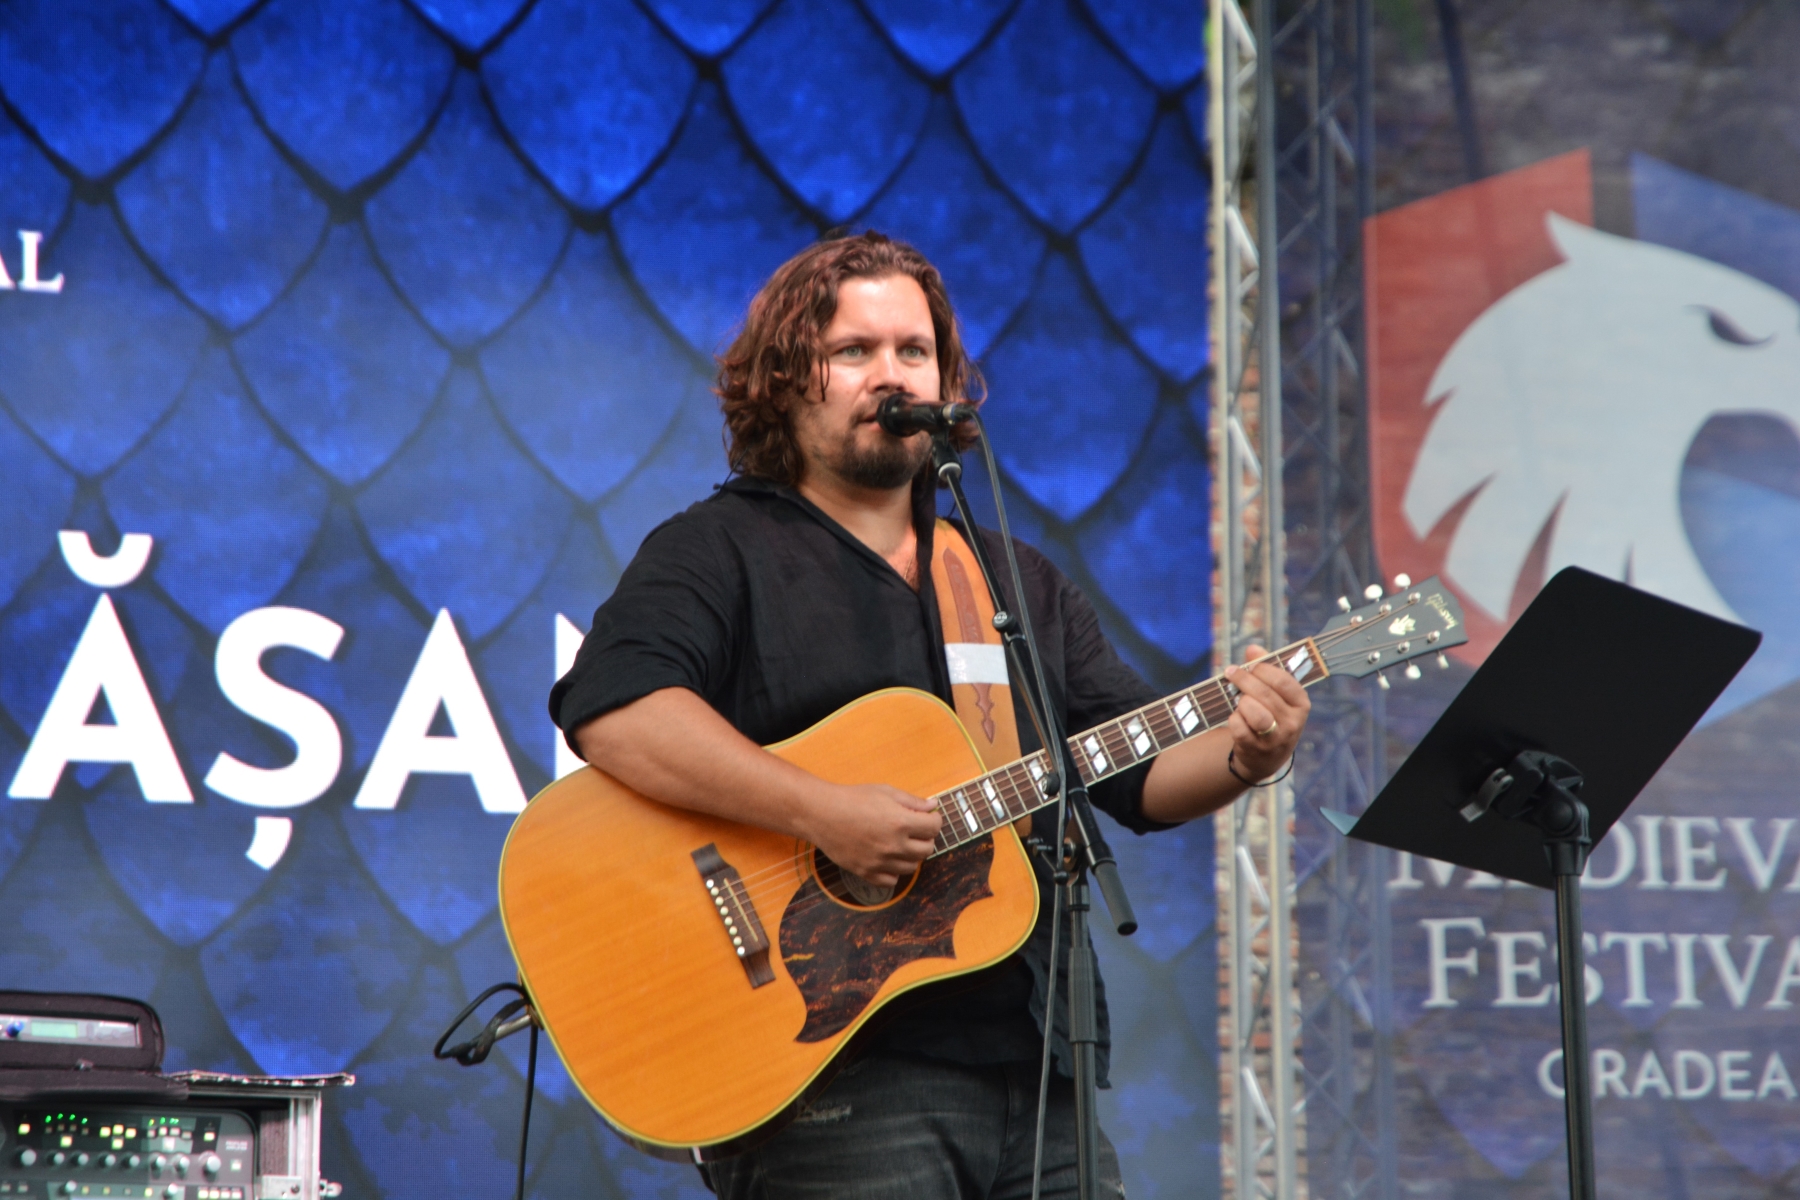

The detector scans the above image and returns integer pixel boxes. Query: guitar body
[498,688,1039,1155]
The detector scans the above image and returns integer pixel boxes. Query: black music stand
[1321,566,1760,1200]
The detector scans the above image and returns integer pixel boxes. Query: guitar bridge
[692,843,775,988]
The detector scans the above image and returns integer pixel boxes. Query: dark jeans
[702,1052,1127,1200]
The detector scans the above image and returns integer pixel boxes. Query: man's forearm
[572,687,825,838]
[1140,727,1248,823]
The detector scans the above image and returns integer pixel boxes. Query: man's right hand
[803,782,943,889]
[578,688,945,890]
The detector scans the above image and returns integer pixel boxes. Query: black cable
[434,981,528,1064]
[518,1020,539,1200]
[434,981,539,1200]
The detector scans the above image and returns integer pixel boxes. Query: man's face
[793,273,940,492]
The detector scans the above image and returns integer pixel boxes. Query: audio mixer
[0,1108,254,1200]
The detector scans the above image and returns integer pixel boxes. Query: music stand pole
[1465,750,1598,1200]
[1552,868,1596,1200]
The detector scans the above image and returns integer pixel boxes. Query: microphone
[875,393,978,437]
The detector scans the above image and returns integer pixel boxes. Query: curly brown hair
[717,230,984,486]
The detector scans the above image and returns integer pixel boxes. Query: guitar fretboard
[928,639,1324,855]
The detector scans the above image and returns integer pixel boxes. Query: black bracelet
[1228,749,1295,788]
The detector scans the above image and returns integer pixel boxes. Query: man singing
[550,231,1309,1199]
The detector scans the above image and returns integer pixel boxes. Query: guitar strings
[705,625,1398,909]
[700,619,1445,915]
[731,635,1393,919]
[716,647,1270,896]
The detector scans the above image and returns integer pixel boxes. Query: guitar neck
[927,639,1328,856]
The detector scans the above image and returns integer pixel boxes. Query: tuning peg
[1376,670,1391,690]
[1336,595,1352,612]
[1363,584,1383,601]
[1437,652,1449,670]
[1393,573,1412,589]
[1404,662,1422,680]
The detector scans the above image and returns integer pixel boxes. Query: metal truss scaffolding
[1210,1,1294,1195]
[1211,1,1387,1198]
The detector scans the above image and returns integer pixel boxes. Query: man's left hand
[1223,643,1309,782]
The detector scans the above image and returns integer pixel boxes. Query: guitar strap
[930,520,1025,785]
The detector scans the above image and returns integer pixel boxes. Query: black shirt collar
[720,472,942,585]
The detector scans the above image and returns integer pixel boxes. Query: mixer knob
[151,1156,166,1174]
[199,1158,220,1180]
[100,1155,117,1170]
[127,1156,142,1170]
[48,1153,65,1168]
[59,1184,76,1196]
[73,1156,89,1169]
[174,1157,190,1177]
[12,1149,35,1167]
[164,1187,182,1200]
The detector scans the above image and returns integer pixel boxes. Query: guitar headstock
[1313,575,1469,685]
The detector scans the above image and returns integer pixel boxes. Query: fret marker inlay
[982,779,1006,820]
[1174,695,1199,734]
[1127,718,1152,757]
[955,792,978,833]
[1082,735,1108,775]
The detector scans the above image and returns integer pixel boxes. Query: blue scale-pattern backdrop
[0,1,1212,1196]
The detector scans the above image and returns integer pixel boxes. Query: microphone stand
[929,423,1137,1200]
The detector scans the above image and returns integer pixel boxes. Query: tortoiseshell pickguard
[779,837,994,1043]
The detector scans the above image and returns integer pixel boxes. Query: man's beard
[825,427,931,490]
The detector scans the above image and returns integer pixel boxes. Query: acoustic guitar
[498,580,1467,1157]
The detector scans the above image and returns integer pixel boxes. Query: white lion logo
[1404,213,1800,624]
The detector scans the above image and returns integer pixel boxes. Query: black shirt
[549,475,1170,1083]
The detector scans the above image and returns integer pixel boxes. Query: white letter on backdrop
[1672,817,1727,889]
[58,530,153,588]
[1724,817,1793,892]
[1675,1050,1715,1099]
[1491,931,1554,1007]
[1602,932,1668,1007]
[1538,1049,1565,1098]
[1765,937,1800,1009]
[1581,822,1635,888]
[204,607,345,808]
[8,595,191,802]
[1671,933,1703,1008]
[1703,935,1772,1009]
[1637,815,1668,888]
[1718,1051,1755,1101]
[354,609,525,814]
[1758,1053,1798,1101]
[1632,1052,1673,1099]
[1421,917,1485,1008]
[18,231,63,293]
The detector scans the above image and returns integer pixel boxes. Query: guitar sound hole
[810,847,916,909]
